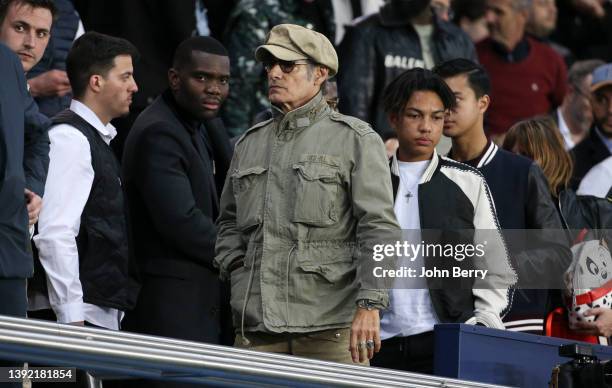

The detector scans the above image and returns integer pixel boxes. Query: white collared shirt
[556,108,575,150]
[331,0,384,44]
[32,100,123,329]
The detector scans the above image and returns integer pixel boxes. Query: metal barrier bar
[0,315,511,387]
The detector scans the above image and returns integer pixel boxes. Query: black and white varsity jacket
[389,152,516,329]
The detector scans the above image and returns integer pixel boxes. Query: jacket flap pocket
[296,244,354,267]
[296,245,355,284]
[293,163,338,182]
[232,166,267,179]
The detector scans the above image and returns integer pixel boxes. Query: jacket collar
[69,99,117,142]
[162,89,201,134]
[391,150,439,184]
[594,126,612,153]
[271,91,330,132]
[488,36,530,63]
[448,140,498,169]
[477,141,499,168]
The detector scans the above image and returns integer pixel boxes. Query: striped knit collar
[448,140,498,169]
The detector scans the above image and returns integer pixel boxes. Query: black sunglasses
[263,59,310,74]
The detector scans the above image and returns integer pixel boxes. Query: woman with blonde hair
[503,116,573,199]
[505,117,612,342]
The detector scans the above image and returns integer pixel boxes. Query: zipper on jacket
[558,193,570,230]
[286,245,296,329]
[240,255,257,346]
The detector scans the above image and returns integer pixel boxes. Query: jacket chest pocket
[232,166,267,230]
[292,162,340,226]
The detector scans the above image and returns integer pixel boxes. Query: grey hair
[568,59,606,86]
[306,62,329,92]
[513,0,532,10]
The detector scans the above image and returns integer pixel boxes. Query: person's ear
[168,68,180,92]
[478,94,491,114]
[89,74,104,94]
[314,66,329,87]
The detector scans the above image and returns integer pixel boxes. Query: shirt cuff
[53,301,85,324]
[469,310,505,330]
[356,289,390,310]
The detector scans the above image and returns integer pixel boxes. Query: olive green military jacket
[215,92,400,334]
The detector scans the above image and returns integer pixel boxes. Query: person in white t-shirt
[371,67,515,374]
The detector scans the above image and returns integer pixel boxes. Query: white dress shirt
[33,100,122,329]
[577,156,612,198]
[556,108,575,150]
[380,158,439,339]
[331,0,385,44]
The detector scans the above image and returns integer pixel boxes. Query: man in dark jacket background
[337,0,477,140]
[27,0,82,118]
[0,0,55,230]
[0,0,54,324]
[434,58,572,334]
[571,63,612,188]
[0,42,35,388]
[121,37,232,383]
[0,0,54,373]
[0,43,36,320]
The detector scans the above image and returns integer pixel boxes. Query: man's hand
[349,308,381,363]
[28,70,71,98]
[574,308,612,337]
[24,188,42,226]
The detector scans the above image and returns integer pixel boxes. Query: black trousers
[370,331,435,374]
[0,278,27,388]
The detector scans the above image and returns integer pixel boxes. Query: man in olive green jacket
[214,24,400,364]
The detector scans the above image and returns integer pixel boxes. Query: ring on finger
[358,341,367,350]
[366,340,375,349]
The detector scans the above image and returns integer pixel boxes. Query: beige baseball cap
[591,63,612,92]
[255,24,338,76]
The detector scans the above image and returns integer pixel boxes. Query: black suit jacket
[571,126,611,189]
[0,43,50,279]
[121,91,232,343]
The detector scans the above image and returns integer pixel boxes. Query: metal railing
[0,315,511,387]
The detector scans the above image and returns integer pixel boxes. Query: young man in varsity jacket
[370,68,516,374]
[433,58,572,334]
[31,32,140,329]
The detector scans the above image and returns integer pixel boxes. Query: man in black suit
[121,36,232,357]
[0,0,54,331]
[571,63,612,188]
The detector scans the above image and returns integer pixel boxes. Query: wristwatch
[356,299,381,311]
